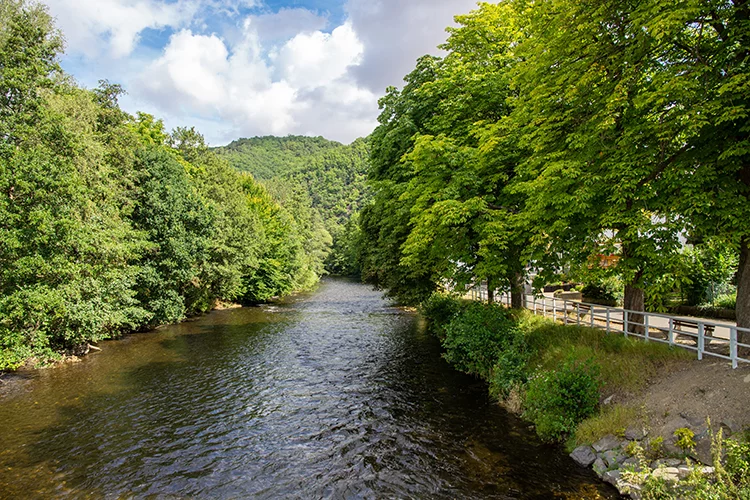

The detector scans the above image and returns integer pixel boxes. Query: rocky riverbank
[570,360,750,498]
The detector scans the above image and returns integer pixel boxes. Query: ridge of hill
[214,135,371,276]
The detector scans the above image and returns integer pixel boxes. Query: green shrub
[711,293,737,310]
[441,302,521,380]
[523,358,601,442]
[488,334,530,400]
[581,281,617,302]
[674,427,696,452]
[724,437,750,489]
[420,293,463,330]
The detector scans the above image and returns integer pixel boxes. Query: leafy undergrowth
[421,294,692,444]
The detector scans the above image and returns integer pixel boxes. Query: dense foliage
[359,0,750,348]
[422,293,688,442]
[216,135,371,277]
[0,1,326,370]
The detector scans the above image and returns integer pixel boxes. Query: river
[0,278,617,499]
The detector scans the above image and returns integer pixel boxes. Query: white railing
[467,286,749,369]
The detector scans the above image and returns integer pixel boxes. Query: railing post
[730,327,738,369]
[590,306,595,328]
[645,315,650,342]
[606,308,611,333]
[698,323,705,361]
[576,303,581,325]
[553,298,557,322]
[668,318,674,346]
[624,311,629,338]
[563,300,568,325]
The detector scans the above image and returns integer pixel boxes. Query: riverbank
[0,298,245,392]
[421,293,750,498]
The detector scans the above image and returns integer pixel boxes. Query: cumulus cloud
[45,0,204,58]
[49,0,482,143]
[345,0,478,92]
[137,19,377,143]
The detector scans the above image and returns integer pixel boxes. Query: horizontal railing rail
[466,285,748,369]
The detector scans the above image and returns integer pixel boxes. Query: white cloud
[137,19,377,143]
[46,0,204,58]
[345,0,478,91]
[51,0,480,143]
[274,23,362,89]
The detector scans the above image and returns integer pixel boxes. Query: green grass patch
[572,405,641,449]
[519,312,692,394]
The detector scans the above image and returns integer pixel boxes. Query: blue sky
[44,0,478,145]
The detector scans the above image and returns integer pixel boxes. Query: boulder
[677,465,691,479]
[617,481,642,500]
[592,457,607,477]
[692,435,713,466]
[570,445,597,467]
[625,426,648,441]
[601,449,626,469]
[602,469,621,487]
[719,419,739,436]
[592,434,621,453]
[661,416,691,439]
[652,467,680,482]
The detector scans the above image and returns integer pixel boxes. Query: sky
[44,0,479,145]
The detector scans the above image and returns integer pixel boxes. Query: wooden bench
[673,319,715,336]
[654,319,715,345]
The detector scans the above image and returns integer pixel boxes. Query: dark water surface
[0,279,617,499]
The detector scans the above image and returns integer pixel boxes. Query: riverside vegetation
[421,292,750,498]
[0,2,367,370]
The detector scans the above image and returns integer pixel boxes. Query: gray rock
[617,481,642,500]
[570,445,597,467]
[602,469,621,486]
[692,437,713,466]
[592,457,607,477]
[651,458,682,469]
[592,434,621,453]
[662,416,691,438]
[652,467,680,482]
[677,465,691,479]
[700,466,715,476]
[625,426,648,441]
[720,419,738,436]
[602,449,626,468]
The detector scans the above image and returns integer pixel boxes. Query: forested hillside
[0,2,327,370]
[216,136,371,276]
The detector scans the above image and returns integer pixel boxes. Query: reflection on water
[0,279,617,499]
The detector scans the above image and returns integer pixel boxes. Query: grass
[572,404,642,449]
[517,312,693,394]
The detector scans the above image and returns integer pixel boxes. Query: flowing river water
[0,279,617,499]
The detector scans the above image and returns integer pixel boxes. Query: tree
[511,0,689,330]
[398,3,529,306]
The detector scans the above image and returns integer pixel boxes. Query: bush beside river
[420,293,750,498]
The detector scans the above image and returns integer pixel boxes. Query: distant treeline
[0,2,328,369]
[216,136,371,277]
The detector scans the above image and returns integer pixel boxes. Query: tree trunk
[623,270,645,335]
[737,236,750,356]
[486,277,494,305]
[510,271,524,309]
